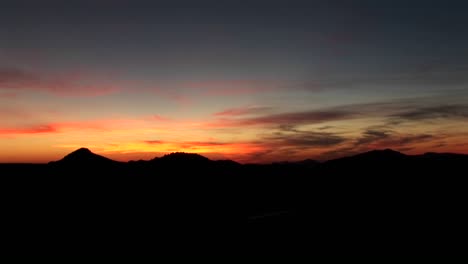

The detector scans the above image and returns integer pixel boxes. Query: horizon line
[1,147,467,165]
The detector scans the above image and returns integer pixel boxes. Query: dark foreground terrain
[1,148,467,254]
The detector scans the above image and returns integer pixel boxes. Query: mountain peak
[72,148,92,154]
[349,149,406,161]
[65,148,95,159]
[364,149,404,156]
[151,152,211,165]
[54,147,116,165]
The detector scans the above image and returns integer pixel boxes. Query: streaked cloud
[0,124,57,135]
[0,118,146,136]
[208,109,356,128]
[265,125,347,148]
[355,128,434,148]
[266,131,346,147]
[355,129,392,145]
[391,105,468,122]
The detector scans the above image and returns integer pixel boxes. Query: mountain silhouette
[1,147,468,253]
[51,147,118,165]
[152,152,211,165]
[331,148,405,162]
[353,148,406,158]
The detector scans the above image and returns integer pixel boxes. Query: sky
[1,0,468,163]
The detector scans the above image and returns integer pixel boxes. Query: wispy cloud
[355,128,434,148]
[208,109,356,128]
[380,134,434,146]
[208,99,443,129]
[266,131,346,147]
[141,126,348,162]
[320,128,437,160]
[0,124,57,135]
[391,105,468,122]
[0,118,145,136]
[355,129,392,145]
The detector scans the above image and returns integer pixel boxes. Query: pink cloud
[151,115,171,122]
[0,67,37,86]
[50,118,144,131]
[0,118,144,136]
[0,92,18,99]
[0,67,120,97]
[0,124,57,135]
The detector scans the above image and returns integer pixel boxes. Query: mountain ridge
[46,147,468,165]
[2,146,468,253]
[49,147,119,165]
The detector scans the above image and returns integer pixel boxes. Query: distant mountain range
[45,147,468,167]
[1,147,467,253]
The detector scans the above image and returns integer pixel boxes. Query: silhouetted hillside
[1,147,467,253]
[50,147,119,166]
[154,152,210,163]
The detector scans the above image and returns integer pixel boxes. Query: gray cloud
[355,129,392,145]
[266,126,347,148]
[320,128,436,160]
[211,98,468,130]
[282,133,345,147]
[392,105,468,121]
[383,134,434,146]
[355,128,434,147]
[238,110,356,126]
[209,108,357,128]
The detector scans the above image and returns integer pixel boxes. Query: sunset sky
[1,0,468,163]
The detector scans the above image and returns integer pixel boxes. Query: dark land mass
[1,148,467,254]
